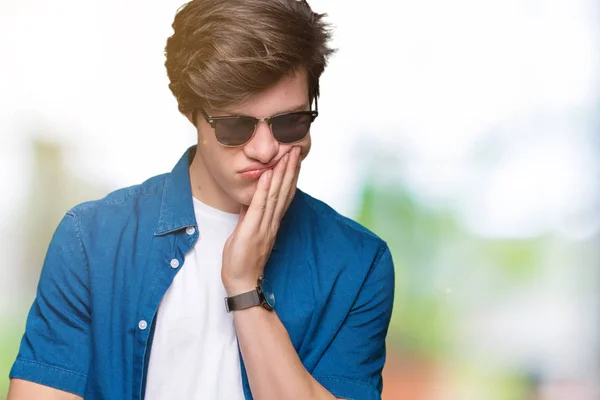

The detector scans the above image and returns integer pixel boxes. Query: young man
[8,1,395,399]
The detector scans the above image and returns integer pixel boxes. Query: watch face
[260,278,276,309]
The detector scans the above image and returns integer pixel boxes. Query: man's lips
[238,166,274,179]
[240,163,277,179]
[239,163,276,174]
[238,156,287,179]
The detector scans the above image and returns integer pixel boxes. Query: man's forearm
[233,306,337,400]
[8,379,83,400]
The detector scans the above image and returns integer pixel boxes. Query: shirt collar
[154,146,197,236]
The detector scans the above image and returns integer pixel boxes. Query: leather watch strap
[225,290,261,312]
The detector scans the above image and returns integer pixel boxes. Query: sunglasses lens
[214,118,256,146]
[271,113,314,144]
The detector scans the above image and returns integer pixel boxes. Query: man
[8,0,395,399]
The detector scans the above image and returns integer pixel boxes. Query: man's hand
[221,146,302,296]
[222,146,346,400]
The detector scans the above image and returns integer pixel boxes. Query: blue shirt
[10,146,395,400]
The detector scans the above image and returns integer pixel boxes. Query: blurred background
[1,0,599,399]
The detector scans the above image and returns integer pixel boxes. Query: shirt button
[138,320,148,331]
[170,259,180,269]
[186,226,196,235]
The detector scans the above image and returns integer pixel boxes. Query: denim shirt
[10,146,395,400]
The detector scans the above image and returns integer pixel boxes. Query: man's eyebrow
[214,103,309,117]
[279,103,310,113]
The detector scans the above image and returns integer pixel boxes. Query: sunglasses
[195,97,318,147]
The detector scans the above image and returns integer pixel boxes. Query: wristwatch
[224,276,276,313]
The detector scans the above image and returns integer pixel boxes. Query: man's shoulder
[68,172,169,218]
[296,190,386,251]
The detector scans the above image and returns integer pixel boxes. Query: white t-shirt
[144,197,245,400]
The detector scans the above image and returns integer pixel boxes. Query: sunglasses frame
[195,96,319,148]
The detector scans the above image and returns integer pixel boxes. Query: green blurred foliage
[356,181,458,357]
[356,180,546,358]
[477,240,544,281]
[356,178,552,398]
[0,320,21,399]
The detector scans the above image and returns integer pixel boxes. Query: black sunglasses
[194,97,318,147]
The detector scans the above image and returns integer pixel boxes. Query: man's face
[189,69,312,211]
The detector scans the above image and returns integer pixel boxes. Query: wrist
[223,276,259,297]
[224,275,276,313]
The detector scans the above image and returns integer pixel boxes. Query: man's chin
[234,184,257,207]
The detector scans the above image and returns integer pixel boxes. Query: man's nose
[243,121,279,164]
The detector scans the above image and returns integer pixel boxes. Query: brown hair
[165,0,335,116]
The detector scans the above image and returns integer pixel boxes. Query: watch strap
[225,290,261,313]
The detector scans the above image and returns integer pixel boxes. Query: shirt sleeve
[10,211,91,397]
[313,244,395,400]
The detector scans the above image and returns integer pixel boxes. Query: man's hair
[165,0,335,115]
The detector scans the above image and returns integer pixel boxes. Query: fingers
[274,147,301,221]
[260,151,289,231]
[285,154,301,209]
[238,204,249,224]
[243,168,272,229]
[244,147,302,235]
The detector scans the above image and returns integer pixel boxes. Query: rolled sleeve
[10,211,91,397]
[313,244,395,400]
